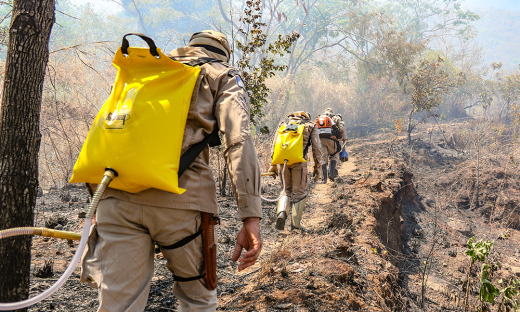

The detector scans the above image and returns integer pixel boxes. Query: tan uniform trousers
[81,198,216,312]
[282,161,308,203]
[320,137,340,163]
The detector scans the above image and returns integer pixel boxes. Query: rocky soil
[21,123,520,311]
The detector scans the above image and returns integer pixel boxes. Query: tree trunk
[407,109,414,145]
[0,0,55,307]
[475,144,480,210]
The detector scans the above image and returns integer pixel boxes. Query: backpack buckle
[285,123,298,132]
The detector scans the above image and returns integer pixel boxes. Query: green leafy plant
[463,237,520,311]
[234,0,299,124]
[499,278,520,310]
[406,56,466,144]
[465,237,493,263]
[479,263,500,304]
[464,237,493,311]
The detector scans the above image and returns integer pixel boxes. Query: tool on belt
[200,212,220,290]
[158,212,220,290]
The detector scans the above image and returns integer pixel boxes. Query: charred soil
[24,123,520,311]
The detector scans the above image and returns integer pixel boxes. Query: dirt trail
[217,142,411,311]
[305,157,356,230]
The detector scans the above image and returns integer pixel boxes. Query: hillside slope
[215,126,520,312]
[215,141,413,311]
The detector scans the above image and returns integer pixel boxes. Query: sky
[69,0,122,13]
[71,0,520,16]
[462,0,520,11]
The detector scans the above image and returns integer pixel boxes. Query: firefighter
[268,111,324,231]
[80,30,262,312]
[330,113,347,179]
[314,108,342,183]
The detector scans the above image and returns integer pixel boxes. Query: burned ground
[24,123,520,311]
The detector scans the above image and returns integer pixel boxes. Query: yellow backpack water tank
[70,39,200,194]
[271,122,306,166]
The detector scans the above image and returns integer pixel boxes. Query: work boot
[322,164,328,184]
[275,212,287,230]
[275,194,290,230]
[291,198,306,231]
[329,160,337,181]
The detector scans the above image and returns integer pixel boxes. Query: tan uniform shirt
[94,47,262,220]
[332,115,347,143]
[305,121,325,165]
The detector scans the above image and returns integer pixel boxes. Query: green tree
[497,70,520,119]
[384,0,479,43]
[407,56,465,144]
[234,0,299,124]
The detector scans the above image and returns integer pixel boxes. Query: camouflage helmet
[189,30,231,62]
[324,108,334,116]
[290,111,311,120]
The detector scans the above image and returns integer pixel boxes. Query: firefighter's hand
[268,165,278,178]
[232,217,262,271]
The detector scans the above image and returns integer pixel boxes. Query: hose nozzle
[85,168,118,219]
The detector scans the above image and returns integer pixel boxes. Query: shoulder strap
[323,137,341,156]
[332,124,342,138]
[185,57,223,67]
[303,123,312,156]
[303,139,312,157]
[179,128,220,177]
[175,57,224,177]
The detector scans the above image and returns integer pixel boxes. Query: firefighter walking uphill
[268,111,324,231]
[80,30,263,312]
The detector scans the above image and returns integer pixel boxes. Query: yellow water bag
[271,123,306,166]
[69,45,200,194]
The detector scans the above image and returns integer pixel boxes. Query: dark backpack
[332,124,342,139]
